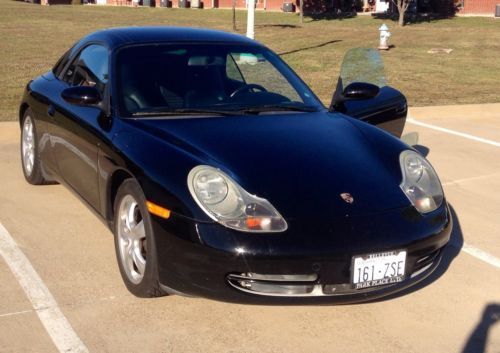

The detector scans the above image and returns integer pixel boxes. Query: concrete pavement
[0,103,499,353]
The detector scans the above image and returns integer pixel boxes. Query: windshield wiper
[239,104,319,114]
[130,105,319,117]
[131,108,243,117]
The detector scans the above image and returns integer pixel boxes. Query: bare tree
[391,0,411,26]
[232,0,237,31]
[299,0,303,24]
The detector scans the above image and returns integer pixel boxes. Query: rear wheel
[21,109,45,185]
[113,179,167,298]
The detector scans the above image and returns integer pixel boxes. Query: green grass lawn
[1,0,499,121]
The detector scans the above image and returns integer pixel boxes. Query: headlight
[187,165,288,233]
[399,150,444,213]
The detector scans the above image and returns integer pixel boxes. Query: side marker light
[146,201,171,219]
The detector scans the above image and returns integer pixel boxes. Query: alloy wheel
[22,115,35,176]
[117,195,147,284]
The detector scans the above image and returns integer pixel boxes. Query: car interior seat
[121,61,172,113]
[184,65,226,108]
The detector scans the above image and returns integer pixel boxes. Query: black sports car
[19,27,451,304]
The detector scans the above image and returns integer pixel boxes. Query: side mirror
[61,86,102,106]
[343,82,380,100]
[330,80,380,111]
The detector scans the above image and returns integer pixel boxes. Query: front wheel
[113,179,167,298]
[21,109,46,185]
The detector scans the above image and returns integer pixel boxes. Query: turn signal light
[146,201,171,219]
[245,217,272,230]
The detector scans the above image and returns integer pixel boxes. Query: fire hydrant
[378,24,391,50]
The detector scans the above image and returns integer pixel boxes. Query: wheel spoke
[24,150,33,173]
[132,247,146,276]
[123,248,135,274]
[127,201,137,226]
[130,220,145,241]
[124,214,133,233]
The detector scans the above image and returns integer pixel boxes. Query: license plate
[352,250,407,289]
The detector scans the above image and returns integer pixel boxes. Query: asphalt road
[0,104,499,353]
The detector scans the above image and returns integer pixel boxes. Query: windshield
[115,43,323,117]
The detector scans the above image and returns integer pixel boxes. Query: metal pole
[246,0,255,39]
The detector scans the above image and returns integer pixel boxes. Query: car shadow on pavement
[369,203,463,303]
[462,303,500,353]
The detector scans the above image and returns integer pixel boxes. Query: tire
[20,108,46,185]
[113,179,167,298]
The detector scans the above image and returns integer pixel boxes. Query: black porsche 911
[19,27,451,304]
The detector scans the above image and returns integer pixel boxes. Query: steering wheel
[230,84,267,98]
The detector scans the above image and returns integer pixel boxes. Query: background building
[38,0,499,16]
[458,0,499,15]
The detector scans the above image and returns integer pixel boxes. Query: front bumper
[153,205,452,304]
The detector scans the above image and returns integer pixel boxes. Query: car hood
[128,111,411,221]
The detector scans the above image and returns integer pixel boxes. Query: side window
[52,50,71,78]
[62,44,109,95]
[226,54,244,83]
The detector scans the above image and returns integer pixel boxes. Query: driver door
[332,48,407,138]
[48,44,109,212]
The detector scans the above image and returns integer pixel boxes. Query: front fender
[103,125,215,225]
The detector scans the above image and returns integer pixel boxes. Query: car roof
[81,26,259,49]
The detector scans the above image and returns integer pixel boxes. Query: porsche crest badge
[340,193,354,204]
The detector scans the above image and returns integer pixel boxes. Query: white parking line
[462,243,500,269]
[407,118,500,148]
[407,118,500,269]
[0,222,89,353]
[0,309,33,318]
[442,172,500,186]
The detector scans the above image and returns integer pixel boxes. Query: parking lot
[0,104,499,353]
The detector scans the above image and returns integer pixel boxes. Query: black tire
[20,108,46,185]
[113,179,167,298]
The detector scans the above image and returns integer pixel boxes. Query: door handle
[47,105,55,117]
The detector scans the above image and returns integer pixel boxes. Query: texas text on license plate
[351,250,407,289]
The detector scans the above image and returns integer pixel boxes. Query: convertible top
[81,26,259,50]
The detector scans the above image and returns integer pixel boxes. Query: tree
[232,0,237,31]
[299,0,303,24]
[392,0,411,26]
